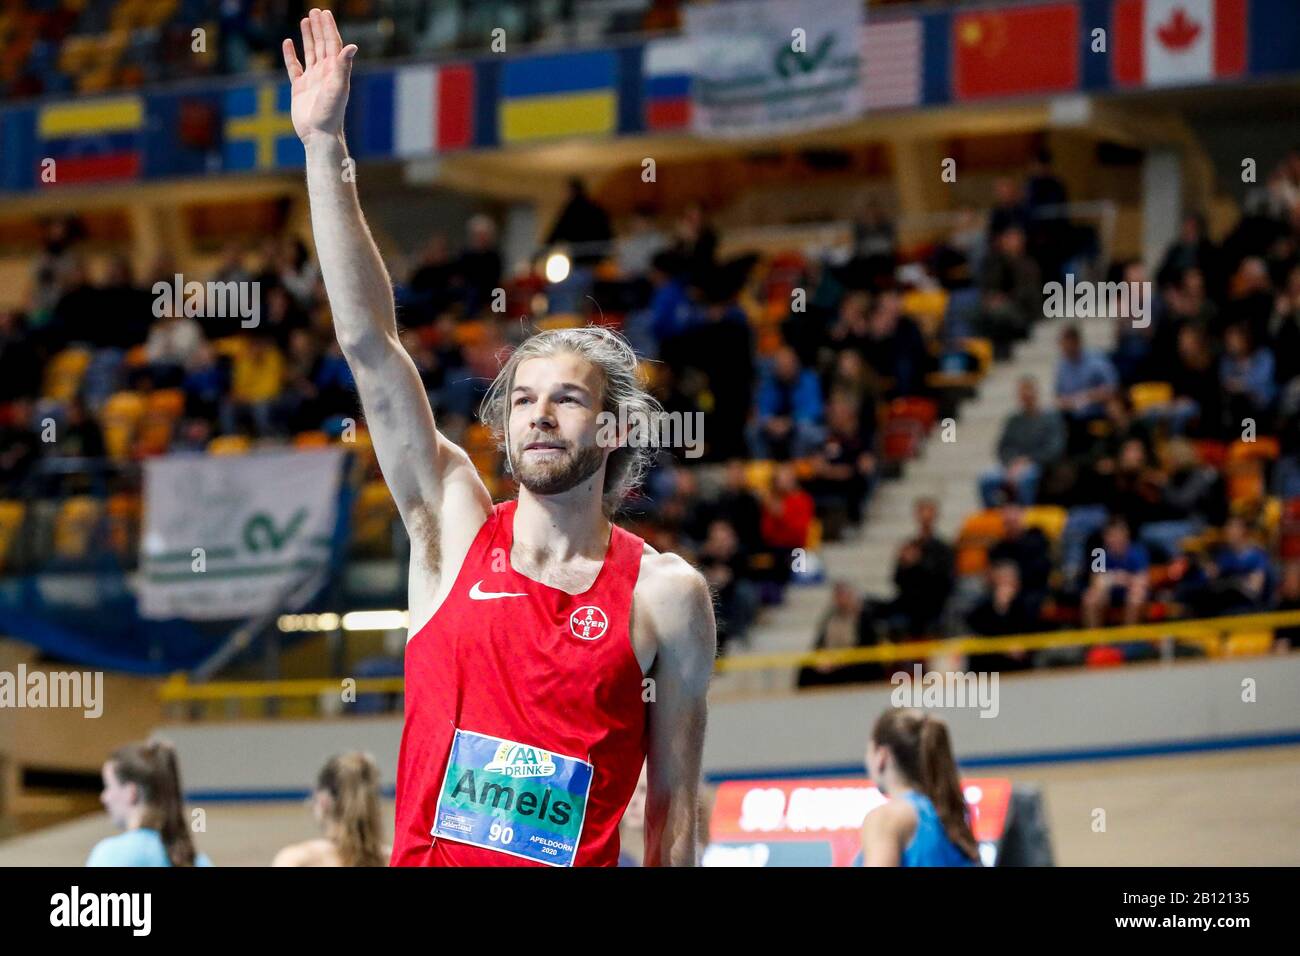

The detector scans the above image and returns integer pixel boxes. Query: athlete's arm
[637,553,716,866]
[284,9,490,564]
[860,799,916,867]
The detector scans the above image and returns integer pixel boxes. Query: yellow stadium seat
[207,435,251,455]
[744,460,775,494]
[960,509,1005,541]
[1022,505,1068,543]
[1228,437,1280,463]
[212,336,247,360]
[352,480,397,555]
[54,497,102,560]
[43,348,93,401]
[0,500,24,572]
[146,388,185,419]
[1263,497,1282,537]
[960,338,994,375]
[101,391,147,460]
[1224,631,1273,657]
[293,431,330,449]
[1129,381,1173,413]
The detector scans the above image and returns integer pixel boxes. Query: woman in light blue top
[87,738,213,867]
[860,708,980,867]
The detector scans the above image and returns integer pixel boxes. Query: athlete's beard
[511,437,605,497]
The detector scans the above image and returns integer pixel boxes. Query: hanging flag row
[0,0,1296,193]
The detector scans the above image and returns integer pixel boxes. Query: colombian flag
[499,51,617,144]
[37,96,144,186]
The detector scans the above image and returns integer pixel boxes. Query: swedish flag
[224,83,301,171]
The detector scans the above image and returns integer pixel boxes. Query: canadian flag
[1113,0,1247,87]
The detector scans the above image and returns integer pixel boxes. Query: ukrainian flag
[499,51,617,144]
[224,82,301,171]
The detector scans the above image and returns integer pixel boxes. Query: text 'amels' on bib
[431,728,593,866]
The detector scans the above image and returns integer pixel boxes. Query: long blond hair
[478,325,662,516]
[316,752,385,867]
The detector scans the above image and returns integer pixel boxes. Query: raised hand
[282,8,358,145]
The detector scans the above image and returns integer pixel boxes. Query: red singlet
[390,500,648,866]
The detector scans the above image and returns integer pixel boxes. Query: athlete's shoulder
[271,838,339,867]
[634,544,715,658]
[635,544,708,610]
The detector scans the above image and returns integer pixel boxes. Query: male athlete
[284,9,716,866]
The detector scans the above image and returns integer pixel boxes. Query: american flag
[862,17,923,111]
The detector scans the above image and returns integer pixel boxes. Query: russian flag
[1113,0,1247,88]
[643,37,693,131]
[355,64,474,159]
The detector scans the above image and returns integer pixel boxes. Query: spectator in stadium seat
[1180,516,1271,617]
[1270,262,1300,387]
[798,581,884,687]
[806,396,876,532]
[705,460,765,555]
[547,177,613,267]
[0,398,41,494]
[456,214,502,316]
[277,237,320,311]
[1219,322,1276,428]
[101,254,153,349]
[660,297,753,461]
[1054,325,1118,451]
[181,342,229,422]
[887,497,955,638]
[145,310,205,387]
[272,753,387,867]
[1024,148,1070,284]
[1225,256,1277,344]
[977,224,1041,355]
[759,463,816,587]
[262,284,312,352]
[862,289,930,397]
[51,257,102,347]
[0,311,42,401]
[405,234,456,326]
[988,504,1052,612]
[669,203,718,289]
[987,176,1029,241]
[1081,516,1150,628]
[221,331,284,436]
[828,289,873,356]
[52,396,105,460]
[750,345,825,460]
[966,561,1038,671]
[1157,212,1223,301]
[1139,438,1225,559]
[1110,261,1160,386]
[979,376,1065,507]
[1149,323,1221,437]
[696,518,760,651]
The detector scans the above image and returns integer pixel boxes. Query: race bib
[432,728,593,866]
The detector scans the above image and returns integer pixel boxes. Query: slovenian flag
[1112,0,1247,88]
[643,37,693,131]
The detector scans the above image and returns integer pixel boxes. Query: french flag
[1113,0,1247,88]
[357,63,474,157]
[643,37,693,131]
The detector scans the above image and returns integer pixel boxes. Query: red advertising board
[706,776,1013,867]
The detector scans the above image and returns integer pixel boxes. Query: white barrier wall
[160,655,1300,797]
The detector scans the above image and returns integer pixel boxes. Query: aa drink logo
[484,742,557,778]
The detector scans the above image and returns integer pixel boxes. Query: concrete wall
[156,654,1300,798]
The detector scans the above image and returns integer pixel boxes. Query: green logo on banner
[775,34,835,79]
[243,508,307,553]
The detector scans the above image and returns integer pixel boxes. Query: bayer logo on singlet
[569,605,608,641]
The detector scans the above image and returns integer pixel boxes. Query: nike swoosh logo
[468,580,528,600]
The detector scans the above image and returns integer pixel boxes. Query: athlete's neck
[513,486,611,563]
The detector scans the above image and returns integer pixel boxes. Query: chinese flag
[953,3,1080,100]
